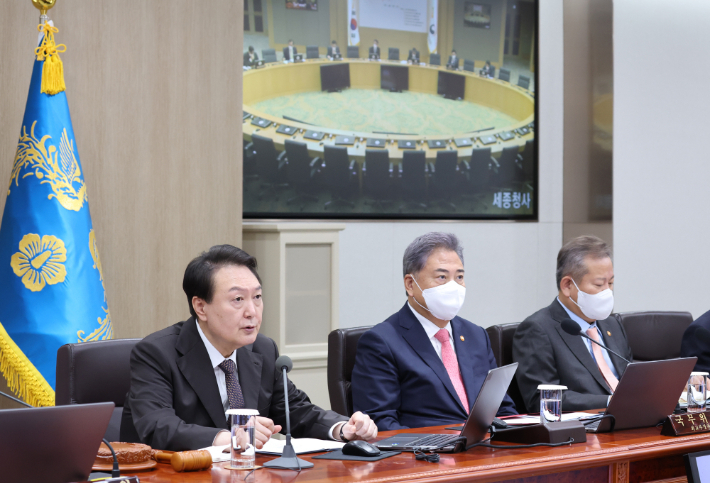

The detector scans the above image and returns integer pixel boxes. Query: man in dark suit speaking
[513,236,632,412]
[351,233,517,431]
[283,39,297,61]
[121,245,376,451]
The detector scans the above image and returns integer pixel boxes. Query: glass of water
[538,384,567,424]
[227,409,259,469]
[688,372,709,413]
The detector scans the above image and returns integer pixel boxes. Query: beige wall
[0,1,243,343]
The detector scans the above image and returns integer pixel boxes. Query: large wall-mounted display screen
[243,0,537,220]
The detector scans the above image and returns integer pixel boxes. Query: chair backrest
[499,68,511,82]
[56,338,140,441]
[520,139,535,180]
[463,59,475,72]
[469,147,492,187]
[489,65,496,78]
[429,53,441,66]
[323,145,351,188]
[496,145,520,186]
[434,150,458,185]
[388,47,400,61]
[401,150,427,190]
[347,46,360,59]
[485,323,527,412]
[615,311,693,361]
[262,48,277,63]
[252,133,281,181]
[284,139,313,185]
[518,75,530,89]
[364,149,391,194]
[306,46,320,59]
[327,327,371,416]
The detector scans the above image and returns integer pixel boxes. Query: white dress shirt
[407,302,457,359]
[196,320,238,415]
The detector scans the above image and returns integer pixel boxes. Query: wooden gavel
[153,450,213,472]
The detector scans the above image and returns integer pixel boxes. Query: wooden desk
[118,425,710,483]
[242,59,535,163]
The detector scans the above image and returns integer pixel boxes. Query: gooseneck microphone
[560,319,631,364]
[263,355,314,470]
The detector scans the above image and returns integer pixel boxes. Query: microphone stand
[263,366,314,470]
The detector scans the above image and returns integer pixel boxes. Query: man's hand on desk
[334,411,378,442]
[213,416,283,449]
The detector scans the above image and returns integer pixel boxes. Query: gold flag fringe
[35,22,66,96]
[0,322,55,407]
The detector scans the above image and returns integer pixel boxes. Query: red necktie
[434,329,469,413]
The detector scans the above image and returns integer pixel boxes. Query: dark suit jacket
[243,51,258,66]
[447,56,459,69]
[681,309,710,372]
[120,317,346,451]
[408,49,420,62]
[368,46,380,59]
[512,299,633,412]
[283,46,298,61]
[351,303,517,431]
[327,46,340,57]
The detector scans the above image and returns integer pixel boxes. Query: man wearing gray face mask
[351,232,517,431]
[513,235,633,413]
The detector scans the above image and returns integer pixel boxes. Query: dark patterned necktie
[218,359,245,409]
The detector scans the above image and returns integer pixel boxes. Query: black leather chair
[262,48,277,63]
[495,145,522,188]
[323,145,358,210]
[518,75,530,90]
[464,147,495,208]
[463,59,475,73]
[327,327,371,416]
[306,46,320,59]
[284,139,322,208]
[56,339,140,441]
[363,149,394,207]
[429,53,441,66]
[399,150,428,211]
[489,65,496,79]
[499,68,511,82]
[485,323,527,412]
[388,47,400,61]
[517,139,535,188]
[347,46,360,59]
[430,150,460,210]
[614,311,693,362]
[252,134,287,196]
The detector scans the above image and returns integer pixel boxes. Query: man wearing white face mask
[351,232,517,431]
[512,235,633,412]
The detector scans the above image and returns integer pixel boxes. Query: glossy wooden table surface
[113,424,710,483]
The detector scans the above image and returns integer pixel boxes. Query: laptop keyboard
[584,418,602,432]
[405,434,459,448]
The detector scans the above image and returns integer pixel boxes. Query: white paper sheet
[256,438,345,455]
[502,412,599,426]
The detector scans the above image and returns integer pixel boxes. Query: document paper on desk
[503,412,597,426]
[256,438,345,455]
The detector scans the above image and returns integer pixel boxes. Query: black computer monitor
[381,65,409,92]
[437,71,466,99]
[320,63,351,92]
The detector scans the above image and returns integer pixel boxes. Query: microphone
[560,319,631,364]
[263,355,313,470]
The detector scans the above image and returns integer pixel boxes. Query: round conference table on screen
[242,59,535,163]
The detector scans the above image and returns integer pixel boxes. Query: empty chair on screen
[323,145,358,210]
[398,150,428,212]
[363,149,394,207]
[251,134,287,198]
[430,150,461,210]
[284,139,322,209]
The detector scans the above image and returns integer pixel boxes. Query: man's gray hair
[556,235,612,289]
[403,232,464,276]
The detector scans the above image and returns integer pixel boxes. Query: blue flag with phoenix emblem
[0,21,111,407]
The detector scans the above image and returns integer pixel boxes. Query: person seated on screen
[351,232,517,431]
[120,245,377,451]
[681,310,710,372]
[243,46,258,67]
[447,49,460,70]
[327,40,341,59]
[369,40,380,60]
[408,47,420,64]
[512,236,633,413]
[283,39,298,61]
[480,60,492,77]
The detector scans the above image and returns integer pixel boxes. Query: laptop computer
[478,135,497,145]
[366,138,387,148]
[397,140,417,149]
[376,363,518,453]
[584,357,696,432]
[303,130,325,141]
[497,131,515,141]
[251,117,272,128]
[276,125,297,135]
[454,138,473,148]
[427,140,448,149]
[0,402,114,483]
[335,135,356,146]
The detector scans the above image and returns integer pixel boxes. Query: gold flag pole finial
[32,0,56,24]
